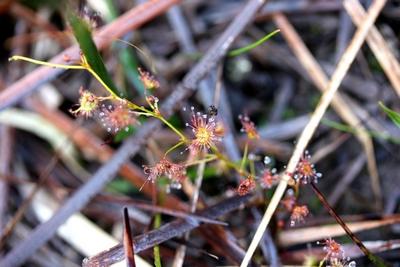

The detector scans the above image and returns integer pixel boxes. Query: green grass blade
[68,12,121,97]
[321,118,400,144]
[228,29,280,57]
[379,101,400,129]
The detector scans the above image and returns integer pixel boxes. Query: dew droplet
[170,181,182,189]
[248,153,256,161]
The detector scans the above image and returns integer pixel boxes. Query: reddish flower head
[290,205,309,226]
[99,101,136,133]
[237,176,256,196]
[138,68,159,90]
[185,107,222,153]
[294,151,322,184]
[143,158,187,188]
[319,238,345,262]
[239,114,259,139]
[70,87,99,118]
[260,168,278,189]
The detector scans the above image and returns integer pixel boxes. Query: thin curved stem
[164,141,185,156]
[240,141,249,173]
[157,115,187,142]
[9,55,85,70]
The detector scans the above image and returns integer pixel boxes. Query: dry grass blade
[240,1,387,266]
[123,208,136,267]
[283,239,400,262]
[272,12,382,208]
[278,214,400,247]
[345,0,400,97]
[257,0,343,18]
[328,154,366,206]
[23,184,150,266]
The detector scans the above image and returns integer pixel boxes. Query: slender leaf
[379,101,400,129]
[321,118,400,144]
[68,12,121,97]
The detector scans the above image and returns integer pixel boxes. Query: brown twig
[310,182,388,266]
[95,194,227,226]
[311,182,371,256]
[83,194,255,267]
[123,207,136,267]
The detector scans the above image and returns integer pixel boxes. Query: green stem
[250,159,256,177]
[228,29,280,57]
[157,115,187,142]
[153,214,162,267]
[164,141,185,156]
[322,118,400,144]
[87,67,120,99]
[240,142,249,173]
[9,55,85,70]
[185,155,218,167]
[211,146,247,176]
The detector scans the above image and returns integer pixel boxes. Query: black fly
[208,105,218,116]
